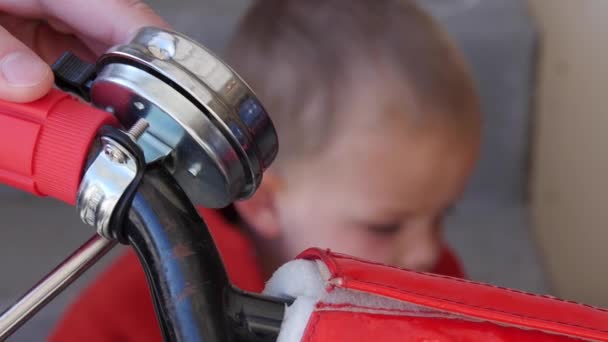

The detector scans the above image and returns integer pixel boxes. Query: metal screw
[128,119,149,141]
[133,102,145,111]
[103,145,126,164]
[188,163,202,177]
[102,119,148,164]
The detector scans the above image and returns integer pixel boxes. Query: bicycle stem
[125,164,288,342]
[125,164,232,341]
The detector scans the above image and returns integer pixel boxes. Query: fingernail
[1,51,49,87]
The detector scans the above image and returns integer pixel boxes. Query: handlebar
[125,164,231,341]
[0,89,117,204]
[0,27,284,341]
[125,163,288,341]
[0,100,287,341]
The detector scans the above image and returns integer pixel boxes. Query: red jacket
[50,209,464,341]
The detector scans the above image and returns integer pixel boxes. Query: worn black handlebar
[124,164,288,342]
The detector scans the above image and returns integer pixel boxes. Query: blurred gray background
[0,0,544,340]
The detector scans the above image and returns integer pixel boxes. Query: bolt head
[103,145,126,164]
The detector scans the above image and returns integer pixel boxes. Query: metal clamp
[76,120,148,240]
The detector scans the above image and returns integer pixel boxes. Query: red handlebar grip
[0,89,118,205]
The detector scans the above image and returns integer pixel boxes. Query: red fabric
[435,244,465,279]
[299,248,608,342]
[51,211,464,341]
[50,209,265,342]
[303,311,583,342]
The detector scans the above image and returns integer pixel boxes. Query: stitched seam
[322,249,341,275]
[303,312,321,342]
[349,278,608,334]
[317,302,455,316]
[316,304,598,341]
[330,253,608,314]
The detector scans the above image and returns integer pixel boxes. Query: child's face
[272,117,479,272]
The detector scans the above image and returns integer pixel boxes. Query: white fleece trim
[276,296,318,342]
[263,259,329,342]
[264,259,328,299]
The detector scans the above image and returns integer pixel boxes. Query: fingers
[0,0,170,49]
[0,15,97,63]
[0,25,53,102]
[0,0,170,102]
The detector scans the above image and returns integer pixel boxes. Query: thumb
[0,25,53,103]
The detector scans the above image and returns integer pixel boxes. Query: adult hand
[0,0,169,102]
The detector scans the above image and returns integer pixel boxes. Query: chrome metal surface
[77,136,139,239]
[0,235,116,340]
[92,64,246,207]
[91,26,278,207]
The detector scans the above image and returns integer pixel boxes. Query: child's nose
[395,235,441,272]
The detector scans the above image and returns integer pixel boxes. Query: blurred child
[51,0,480,340]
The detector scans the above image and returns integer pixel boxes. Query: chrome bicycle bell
[88,27,278,208]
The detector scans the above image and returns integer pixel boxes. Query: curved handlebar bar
[125,164,287,341]
[126,164,231,341]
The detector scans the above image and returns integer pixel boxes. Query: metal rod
[0,234,116,340]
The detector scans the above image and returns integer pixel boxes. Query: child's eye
[365,222,402,236]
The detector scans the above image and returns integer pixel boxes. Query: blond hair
[225,0,478,166]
